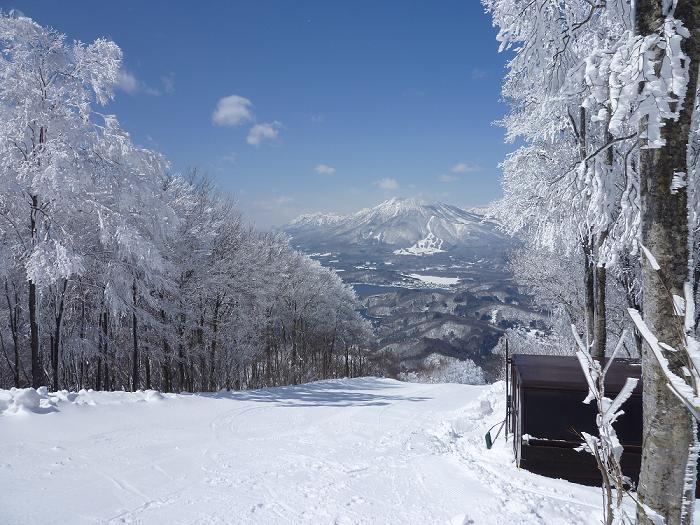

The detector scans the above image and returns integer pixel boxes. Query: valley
[284,198,546,382]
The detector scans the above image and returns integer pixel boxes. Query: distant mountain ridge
[285,198,533,373]
[285,197,511,255]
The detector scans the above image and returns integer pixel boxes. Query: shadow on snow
[188,378,431,408]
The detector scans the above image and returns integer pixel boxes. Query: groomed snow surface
[2,378,618,524]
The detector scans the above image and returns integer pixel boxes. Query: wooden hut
[508,354,644,487]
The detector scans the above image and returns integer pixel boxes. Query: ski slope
[1,378,612,524]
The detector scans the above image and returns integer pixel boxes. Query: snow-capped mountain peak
[370,197,424,217]
[285,198,511,256]
[290,212,345,227]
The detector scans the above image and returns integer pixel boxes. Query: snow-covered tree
[0,12,120,386]
[484,0,700,522]
[0,13,376,395]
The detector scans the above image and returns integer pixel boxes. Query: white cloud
[212,95,254,126]
[310,113,325,124]
[451,162,481,173]
[116,69,139,94]
[213,96,283,146]
[161,73,175,94]
[116,69,175,97]
[252,195,295,211]
[439,174,459,183]
[374,178,399,191]
[315,164,336,175]
[221,151,237,164]
[471,68,487,79]
[247,121,281,146]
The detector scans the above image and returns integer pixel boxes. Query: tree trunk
[178,342,185,392]
[29,195,41,388]
[620,253,643,356]
[178,304,186,392]
[291,304,298,384]
[582,237,596,348]
[196,305,204,390]
[5,279,21,387]
[575,105,601,354]
[345,345,350,378]
[96,359,102,391]
[28,278,40,387]
[161,308,172,392]
[636,2,700,523]
[28,127,45,389]
[101,309,109,391]
[131,280,139,391]
[96,308,103,391]
[144,352,151,390]
[592,120,614,360]
[209,296,221,391]
[51,279,67,391]
[592,258,607,359]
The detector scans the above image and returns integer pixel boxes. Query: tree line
[0,13,375,393]
[484,0,700,523]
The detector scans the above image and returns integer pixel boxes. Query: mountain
[283,198,539,380]
[289,212,345,228]
[285,197,510,256]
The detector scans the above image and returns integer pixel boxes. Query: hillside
[284,199,542,380]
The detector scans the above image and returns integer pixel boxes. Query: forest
[0,14,375,394]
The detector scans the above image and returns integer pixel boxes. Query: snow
[0,378,617,524]
[671,171,687,193]
[399,354,486,385]
[393,216,446,255]
[290,213,344,227]
[394,245,445,256]
[406,273,460,286]
[286,197,511,252]
[640,243,661,271]
[629,307,700,423]
[393,232,445,255]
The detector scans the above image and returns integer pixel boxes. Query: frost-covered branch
[573,325,637,524]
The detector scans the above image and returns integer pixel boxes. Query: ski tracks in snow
[425,384,603,525]
[1,378,607,524]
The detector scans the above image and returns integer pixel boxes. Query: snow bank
[0,387,170,416]
[1,388,45,415]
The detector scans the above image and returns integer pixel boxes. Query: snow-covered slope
[289,212,345,228]
[1,379,619,524]
[285,197,511,255]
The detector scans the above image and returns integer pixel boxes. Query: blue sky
[8,1,511,228]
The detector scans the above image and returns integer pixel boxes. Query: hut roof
[511,354,642,394]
